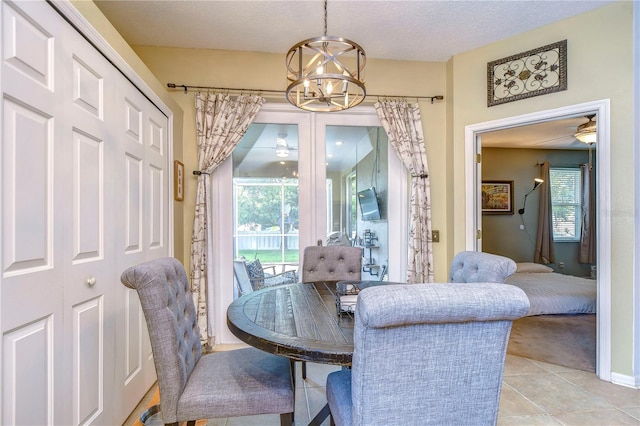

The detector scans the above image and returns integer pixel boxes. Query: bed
[505,262,597,316]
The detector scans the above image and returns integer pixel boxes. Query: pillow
[245,259,265,289]
[516,262,553,273]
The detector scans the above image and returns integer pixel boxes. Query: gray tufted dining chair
[326,283,530,425]
[301,245,363,284]
[299,245,362,379]
[120,257,294,426]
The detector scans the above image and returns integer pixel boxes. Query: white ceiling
[481,115,597,150]
[94,0,613,62]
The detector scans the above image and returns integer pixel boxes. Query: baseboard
[610,372,640,389]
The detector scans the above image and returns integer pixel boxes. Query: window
[549,167,582,241]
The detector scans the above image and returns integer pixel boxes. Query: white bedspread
[505,272,596,316]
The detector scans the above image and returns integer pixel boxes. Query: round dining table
[227,281,358,366]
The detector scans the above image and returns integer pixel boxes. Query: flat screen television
[358,187,381,221]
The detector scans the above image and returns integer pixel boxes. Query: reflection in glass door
[325,126,389,280]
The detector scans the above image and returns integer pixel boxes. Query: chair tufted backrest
[449,251,517,283]
[350,283,529,425]
[301,246,362,283]
[120,257,201,420]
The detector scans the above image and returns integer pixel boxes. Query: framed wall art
[174,160,184,201]
[487,40,567,107]
[482,181,514,215]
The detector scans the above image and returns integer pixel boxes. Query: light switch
[432,230,440,243]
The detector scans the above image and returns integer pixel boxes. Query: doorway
[464,99,611,381]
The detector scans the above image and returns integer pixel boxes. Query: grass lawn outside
[238,249,299,263]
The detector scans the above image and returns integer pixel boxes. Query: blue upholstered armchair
[325,283,529,426]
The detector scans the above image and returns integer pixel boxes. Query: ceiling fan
[274,133,297,158]
[574,114,597,144]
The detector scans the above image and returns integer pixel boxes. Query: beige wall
[450,2,634,375]
[131,46,450,279]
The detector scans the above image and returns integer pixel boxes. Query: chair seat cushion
[326,369,352,426]
[177,347,294,420]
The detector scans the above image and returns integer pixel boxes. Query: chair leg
[302,361,307,379]
[280,412,294,426]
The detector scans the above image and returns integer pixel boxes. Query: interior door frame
[464,99,611,381]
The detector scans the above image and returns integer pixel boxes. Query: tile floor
[125,354,640,425]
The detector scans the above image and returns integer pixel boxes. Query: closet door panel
[1,2,67,424]
[146,110,168,253]
[60,9,117,424]
[113,81,165,422]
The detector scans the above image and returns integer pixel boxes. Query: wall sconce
[518,178,544,215]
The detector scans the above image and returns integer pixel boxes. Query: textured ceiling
[94,0,613,62]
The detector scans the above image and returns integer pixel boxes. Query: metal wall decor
[487,40,567,107]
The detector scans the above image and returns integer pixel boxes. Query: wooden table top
[227,281,357,366]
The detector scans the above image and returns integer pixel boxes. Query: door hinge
[476,153,482,163]
[476,229,482,240]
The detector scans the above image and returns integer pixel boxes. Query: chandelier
[285,0,366,112]
[574,115,597,144]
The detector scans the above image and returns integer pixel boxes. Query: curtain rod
[167,83,444,104]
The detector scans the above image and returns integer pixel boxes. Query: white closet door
[2,1,70,424]
[1,1,170,424]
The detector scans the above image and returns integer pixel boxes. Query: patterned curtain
[534,162,556,264]
[191,92,264,350]
[374,100,434,283]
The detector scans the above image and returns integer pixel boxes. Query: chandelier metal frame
[285,1,366,112]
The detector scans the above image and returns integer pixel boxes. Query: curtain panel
[374,100,434,283]
[534,162,556,264]
[191,92,264,350]
[579,163,596,264]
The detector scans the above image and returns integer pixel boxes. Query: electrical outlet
[558,261,565,268]
[432,230,440,243]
